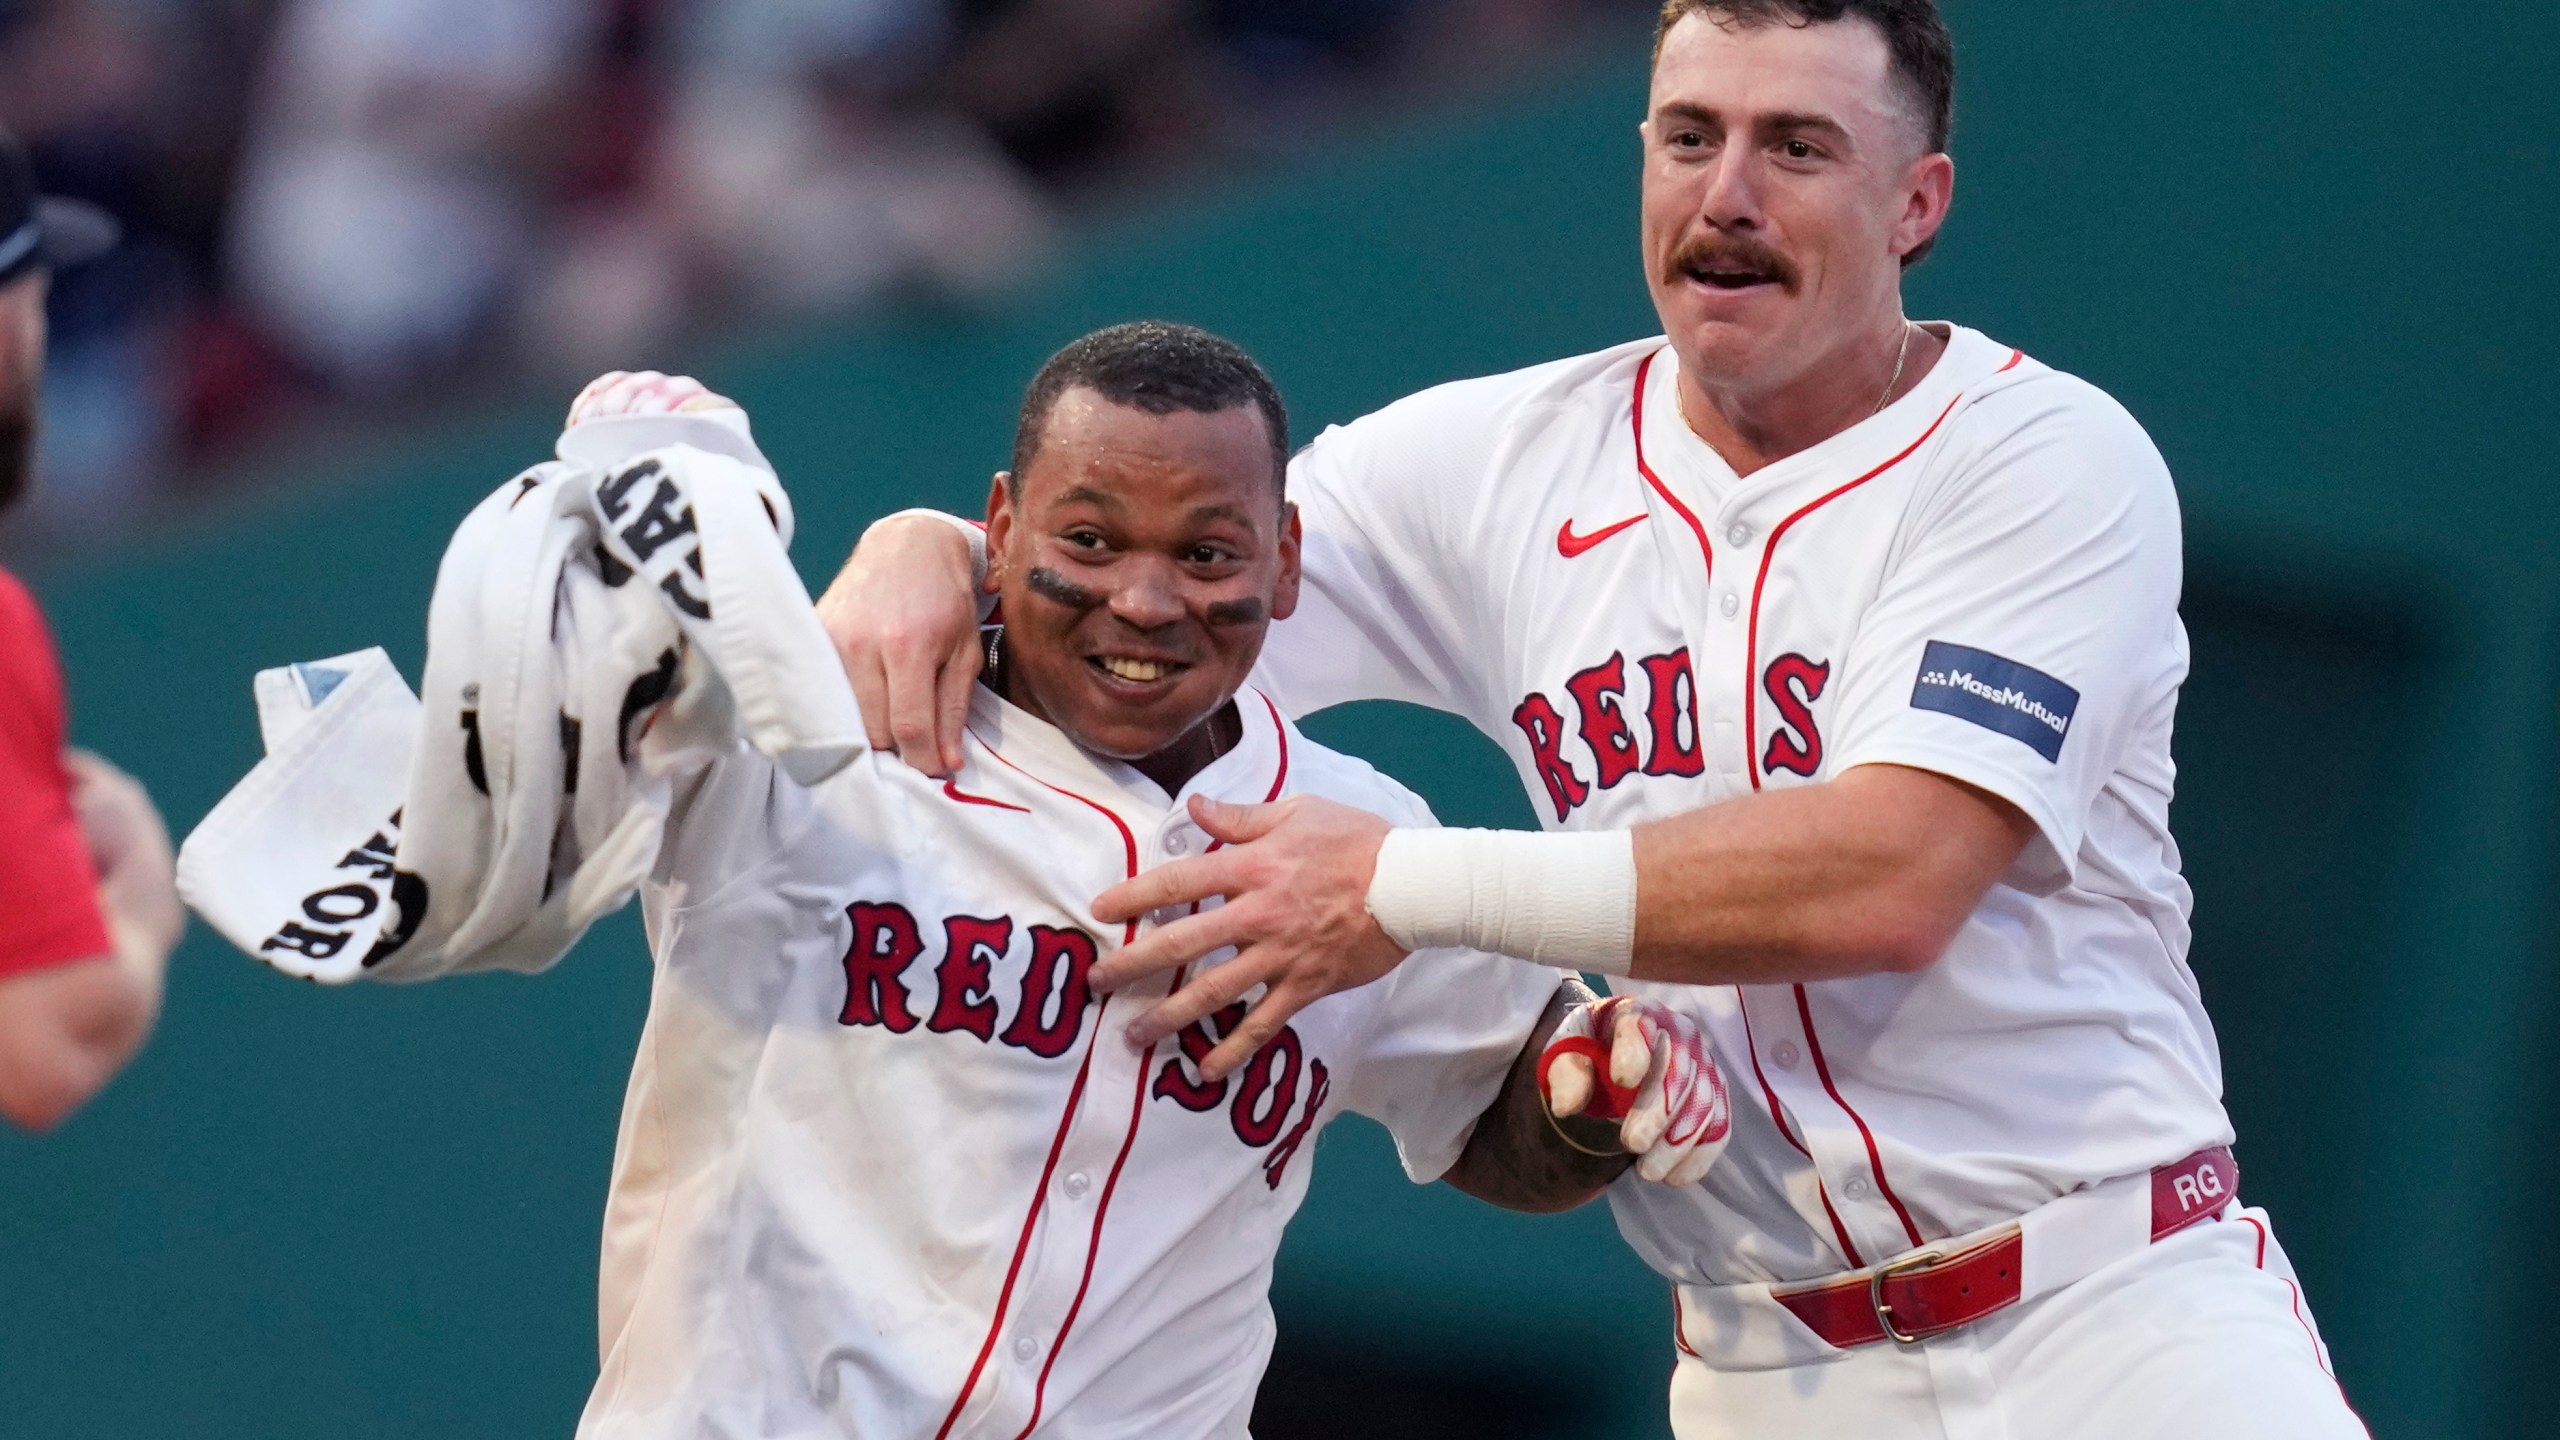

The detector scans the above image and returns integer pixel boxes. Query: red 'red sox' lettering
[840,904,1328,1171]
[1760,653,1831,778]
[1511,648,1831,819]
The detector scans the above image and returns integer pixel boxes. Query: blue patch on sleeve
[1909,641,2079,762]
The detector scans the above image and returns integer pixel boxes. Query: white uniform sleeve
[1254,409,1493,723]
[1320,771,1565,1182]
[1338,945,1567,1184]
[1822,381,2186,891]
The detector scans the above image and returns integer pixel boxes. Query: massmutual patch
[1909,641,2078,762]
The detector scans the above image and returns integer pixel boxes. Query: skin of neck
[1673,305,1945,477]
[991,626,1243,796]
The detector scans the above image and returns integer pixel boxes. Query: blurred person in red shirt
[0,126,181,1131]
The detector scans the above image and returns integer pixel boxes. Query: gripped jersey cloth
[578,685,1560,1439]
[1253,328,2231,1329]
[177,408,863,983]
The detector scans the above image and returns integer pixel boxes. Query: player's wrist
[875,509,989,591]
[1363,827,1635,974]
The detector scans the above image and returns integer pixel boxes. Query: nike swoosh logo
[943,779,1029,814]
[1557,512,1649,558]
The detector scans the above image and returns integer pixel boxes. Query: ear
[982,473,1014,595]
[1269,503,1303,623]
[1891,151,1956,264]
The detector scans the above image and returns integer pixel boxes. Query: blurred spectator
[227,0,601,391]
[0,0,1648,558]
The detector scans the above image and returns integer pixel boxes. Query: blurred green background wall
[4,3,2554,1435]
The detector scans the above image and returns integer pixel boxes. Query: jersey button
[1164,830,1193,856]
[1844,1176,1872,1200]
[1719,591,1740,619]
[1728,523,1752,546]
[1013,1335,1040,1363]
[1771,1041,1800,1070]
[1063,1171,1092,1200]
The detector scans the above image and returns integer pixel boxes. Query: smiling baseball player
[525,331,1722,1438]
[815,4,2366,1437]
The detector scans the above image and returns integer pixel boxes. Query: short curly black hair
[1010,321,1290,502]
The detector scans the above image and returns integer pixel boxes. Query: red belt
[1771,1146,2237,1348]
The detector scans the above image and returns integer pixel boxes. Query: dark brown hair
[1654,0,1955,155]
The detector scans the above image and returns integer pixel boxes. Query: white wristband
[1364,827,1637,975]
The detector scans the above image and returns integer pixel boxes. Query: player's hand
[565,369,739,426]
[66,750,183,970]
[1540,995,1730,1186]
[816,515,982,777]
[1091,794,1407,1079]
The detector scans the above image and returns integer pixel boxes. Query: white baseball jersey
[579,682,1561,1440]
[1255,324,2230,1286]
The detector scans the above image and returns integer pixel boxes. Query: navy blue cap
[0,127,118,287]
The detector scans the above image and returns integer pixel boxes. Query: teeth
[1100,657,1169,682]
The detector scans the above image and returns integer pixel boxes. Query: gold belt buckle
[1868,1249,1944,1346]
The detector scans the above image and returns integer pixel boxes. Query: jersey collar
[960,682,1291,817]
[1641,323,2016,515]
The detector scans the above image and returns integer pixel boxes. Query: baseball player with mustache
[815,3,2367,1436]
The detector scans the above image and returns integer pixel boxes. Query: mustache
[1023,566,1268,629]
[1664,232,1800,290]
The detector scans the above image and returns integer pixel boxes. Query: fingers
[1093,902,1253,995]
[1198,981,1318,1081]
[1620,1027,1674,1157]
[568,370,727,425]
[1188,795,1289,846]
[1545,1052,1595,1118]
[1123,946,1276,1050]
[1092,852,1244,926]
[882,626,960,776]
[934,627,980,775]
[1608,1002,1652,1092]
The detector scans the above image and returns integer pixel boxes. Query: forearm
[1443,978,1632,1214]
[1370,765,2033,988]
[0,949,158,1131]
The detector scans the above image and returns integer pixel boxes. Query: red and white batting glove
[566,370,739,427]
[1539,995,1731,1186]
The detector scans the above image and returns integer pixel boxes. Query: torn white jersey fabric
[177,408,865,983]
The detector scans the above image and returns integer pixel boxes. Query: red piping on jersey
[1720,394,1960,1256]
[1630,350,1708,582]
[1996,348,2024,373]
[1736,989,1865,1267]
[935,732,1142,1440]
[1792,985,1925,1250]
[1011,694,1289,1433]
[1740,394,1960,789]
[1638,347,1876,1269]
[1670,1286,1701,1358]
[944,778,1031,813]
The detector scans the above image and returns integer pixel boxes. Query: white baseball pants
[1667,1206,2368,1440]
